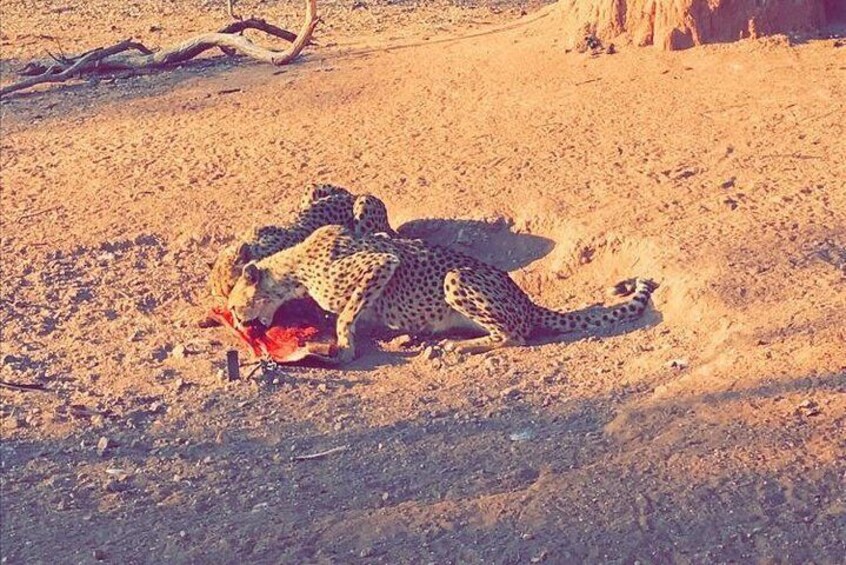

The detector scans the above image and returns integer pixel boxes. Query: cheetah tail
[531,278,658,335]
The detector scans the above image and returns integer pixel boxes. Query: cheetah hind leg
[330,252,400,364]
[441,267,534,355]
[353,194,396,238]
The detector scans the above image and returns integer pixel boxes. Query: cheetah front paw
[325,345,356,366]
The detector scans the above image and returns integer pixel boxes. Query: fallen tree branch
[1,39,151,96]
[1,0,318,97]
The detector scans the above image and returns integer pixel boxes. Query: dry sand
[1,0,845,562]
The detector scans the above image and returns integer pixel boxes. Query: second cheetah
[208,184,394,300]
[226,224,658,364]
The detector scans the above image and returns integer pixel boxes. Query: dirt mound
[552,0,834,50]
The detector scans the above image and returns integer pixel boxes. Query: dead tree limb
[1,0,318,97]
[0,39,152,97]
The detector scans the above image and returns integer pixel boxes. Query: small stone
[93,549,106,561]
[317,383,328,393]
[499,386,521,399]
[721,177,736,189]
[509,429,535,442]
[97,437,112,456]
[668,359,688,370]
[96,252,116,264]
[172,344,186,359]
[530,550,548,563]
[381,492,390,501]
[420,346,436,360]
[795,399,821,417]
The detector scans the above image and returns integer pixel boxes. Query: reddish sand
[1,0,844,562]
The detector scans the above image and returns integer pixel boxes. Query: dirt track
[1,1,845,562]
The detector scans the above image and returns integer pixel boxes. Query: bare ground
[1,1,845,563]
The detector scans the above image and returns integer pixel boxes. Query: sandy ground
[1,0,845,562]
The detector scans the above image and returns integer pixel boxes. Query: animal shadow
[396,218,555,272]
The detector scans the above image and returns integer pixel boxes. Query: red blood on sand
[208,300,330,362]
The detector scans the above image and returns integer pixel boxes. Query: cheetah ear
[242,262,262,285]
[236,242,252,264]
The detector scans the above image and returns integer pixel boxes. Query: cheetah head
[227,262,305,330]
[210,227,302,300]
[209,241,253,300]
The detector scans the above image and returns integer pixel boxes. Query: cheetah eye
[242,263,262,285]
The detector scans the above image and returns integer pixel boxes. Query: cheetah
[226,224,658,364]
[208,184,394,300]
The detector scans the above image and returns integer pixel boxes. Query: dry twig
[0,380,49,393]
[291,445,348,461]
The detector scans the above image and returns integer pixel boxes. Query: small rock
[509,429,535,442]
[721,177,736,189]
[795,399,821,417]
[97,436,112,456]
[668,358,688,370]
[96,252,116,264]
[381,492,390,501]
[93,549,106,561]
[499,386,522,400]
[317,383,328,393]
[420,346,436,360]
[530,551,548,563]
[172,344,186,359]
